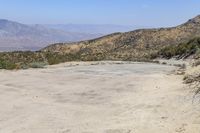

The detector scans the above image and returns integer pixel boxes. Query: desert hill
[43,15,200,61]
[1,15,200,69]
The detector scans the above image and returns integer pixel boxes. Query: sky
[0,0,200,27]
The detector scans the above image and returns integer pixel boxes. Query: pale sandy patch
[0,62,199,133]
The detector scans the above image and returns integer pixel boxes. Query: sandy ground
[0,61,200,133]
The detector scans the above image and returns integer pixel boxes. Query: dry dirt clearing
[0,62,200,133]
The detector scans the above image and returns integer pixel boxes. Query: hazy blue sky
[0,0,200,27]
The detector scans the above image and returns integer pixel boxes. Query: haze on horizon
[0,0,200,28]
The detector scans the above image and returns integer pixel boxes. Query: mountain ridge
[44,24,144,34]
[1,15,200,70]
[0,19,102,51]
[42,15,200,60]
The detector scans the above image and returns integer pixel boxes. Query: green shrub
[0,60,17,70]
[158,37,200,59]
[29,62,48,68]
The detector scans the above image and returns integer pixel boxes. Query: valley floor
[0,61,200,133]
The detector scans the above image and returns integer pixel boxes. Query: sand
[0,61,200,133]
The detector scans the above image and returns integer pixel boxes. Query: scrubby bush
[0,59,17,70]
[158,37,200,59]
[29,62,48,68]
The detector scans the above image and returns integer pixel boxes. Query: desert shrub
[44,52,81,65]
[158,37,200,59]
[0,59,17,70]
[29,62,48,68]
[45,54,61,65]
[162,62,167,65]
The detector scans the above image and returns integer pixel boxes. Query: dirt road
[0,62,199,133]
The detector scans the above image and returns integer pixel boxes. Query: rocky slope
[43,15,200,61]
[158,37,200,59]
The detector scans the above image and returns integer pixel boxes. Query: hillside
[43,15,200,61]
[1,15,200,69]
[158,37,200,59]
[0,19,101,51]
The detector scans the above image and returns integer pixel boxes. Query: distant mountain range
[43,24,143,34]
[0,19,107,51]
[0,19,141,51]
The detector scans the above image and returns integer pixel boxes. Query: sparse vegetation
[184,73,200,95]
[0,50,84,70]
[0,50,156,70]
[29,62,48,68]
[1,37,200,70]
[0,59,17,70]
[157,37,200,59]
